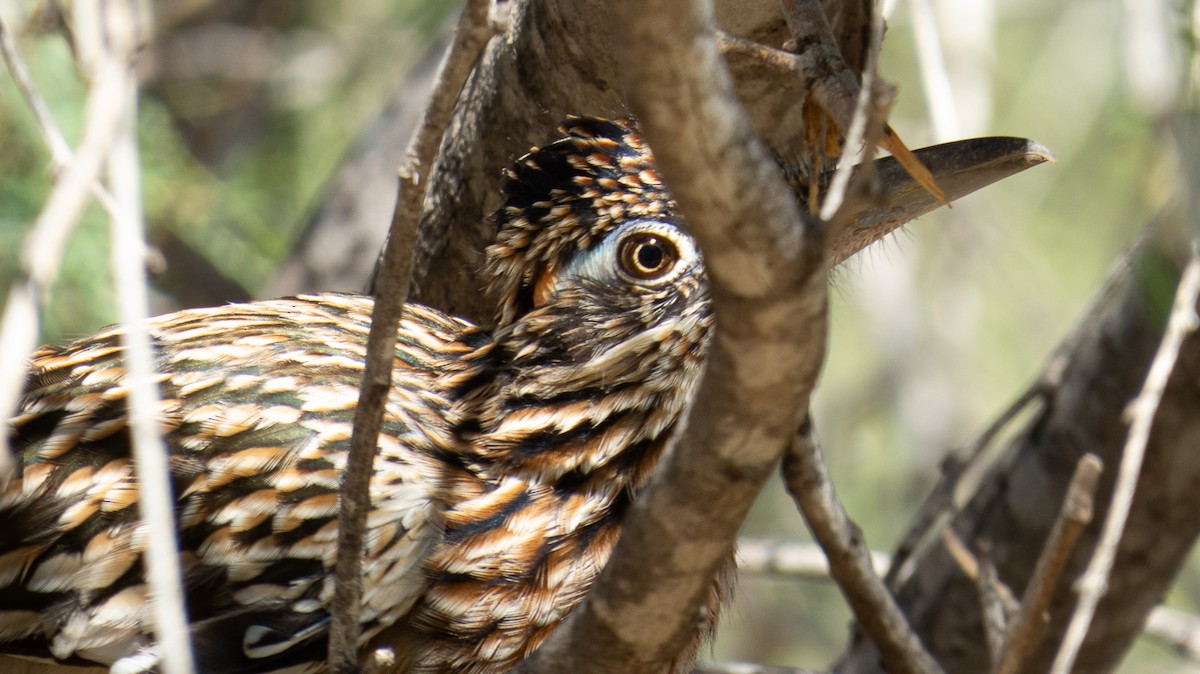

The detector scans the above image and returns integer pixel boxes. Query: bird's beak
[827,136,1055,264]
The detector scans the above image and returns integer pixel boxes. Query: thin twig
[718,30,943,210]
[0,19,121,214]
[0,19,72,164]
[776,0,944,207]
[736,538,891,579]
[995,453,1102,674]
[0,15,126,480]
[939,528,979,581]
[806,0,890,225]
[327,1,494,669]
[778,7,941,674]
[92,2,195,670]
[1050,246,1200,674]
[783,419,945,674]
[0,288,34,483]
[908,0,960,139]
[935,528,1020,616]
[1144,606,1200,662]
[693,664,823,674]
[975,546,1012,665]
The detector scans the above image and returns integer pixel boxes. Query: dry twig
[885,238,1141,592]
[1,8,196,669]
[885,386,1047,590]
[975,546,1013,664]
[1050,246,1200,674]
[779,0,944,206]
[776,5,941,673]
[88,2,196,671]
[736,538,891,579]
[329,1,495,669]
[0,16,126,480]
[1144,606,1200,662]
[783,420,944,674]
[995,454,1102,674]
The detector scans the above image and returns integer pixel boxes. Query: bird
[0,117,720,674]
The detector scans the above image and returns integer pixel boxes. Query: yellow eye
[618,232,679,281]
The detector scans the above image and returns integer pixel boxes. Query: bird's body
[0,119,715,673]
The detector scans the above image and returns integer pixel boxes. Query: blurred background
[0,0,1192,671]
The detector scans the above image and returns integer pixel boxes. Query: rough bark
[401,0,831,322]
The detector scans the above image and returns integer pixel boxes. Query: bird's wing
[1,294,489,673]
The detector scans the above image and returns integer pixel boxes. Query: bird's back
[1,293,491,673]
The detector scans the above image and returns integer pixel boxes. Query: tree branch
[996,453,1101,674]
[329,1,494,670]
[737,538,891,579]
[0,15,125,480]
[1050,246,1200,674]
[511,0,827,669]
[784,421,944,674]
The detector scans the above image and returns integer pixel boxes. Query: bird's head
[474,117,710,478]
[484,117,711,376]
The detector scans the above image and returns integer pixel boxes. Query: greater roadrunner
[0,117,1048,673]
[2,117,715,674]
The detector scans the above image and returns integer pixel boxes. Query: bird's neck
[391,306,712,671]
[463,309,710,493]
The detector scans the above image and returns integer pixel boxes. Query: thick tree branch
[512,0,826,670]
[1050,246,1200,674]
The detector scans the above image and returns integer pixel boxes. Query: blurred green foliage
[0,0,455,344]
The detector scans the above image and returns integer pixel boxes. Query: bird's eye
[618,232,679,281]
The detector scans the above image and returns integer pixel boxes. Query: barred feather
[1,117,719,674]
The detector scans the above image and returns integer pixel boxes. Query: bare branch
[926,528,1020,620]
[995,454,1102,674]
[0,19,72,166]
[0,15,128,479]
[975,547,1012,665]
[1144,606,1200,662]
[1050,247,1200,674]
[784,420,944,674]
[907,0,960,139]
[694,664,824,674]
[329,1,495,670]
[884,240,1143,592]
[779,0,944,208]
[736,538,891,580]
[779,6,940,673]
[840,223,1200,673]
[64,1,199,672]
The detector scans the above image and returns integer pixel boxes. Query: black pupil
[636,240,665,271]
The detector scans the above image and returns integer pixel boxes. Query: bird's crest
[486,117,678,324]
